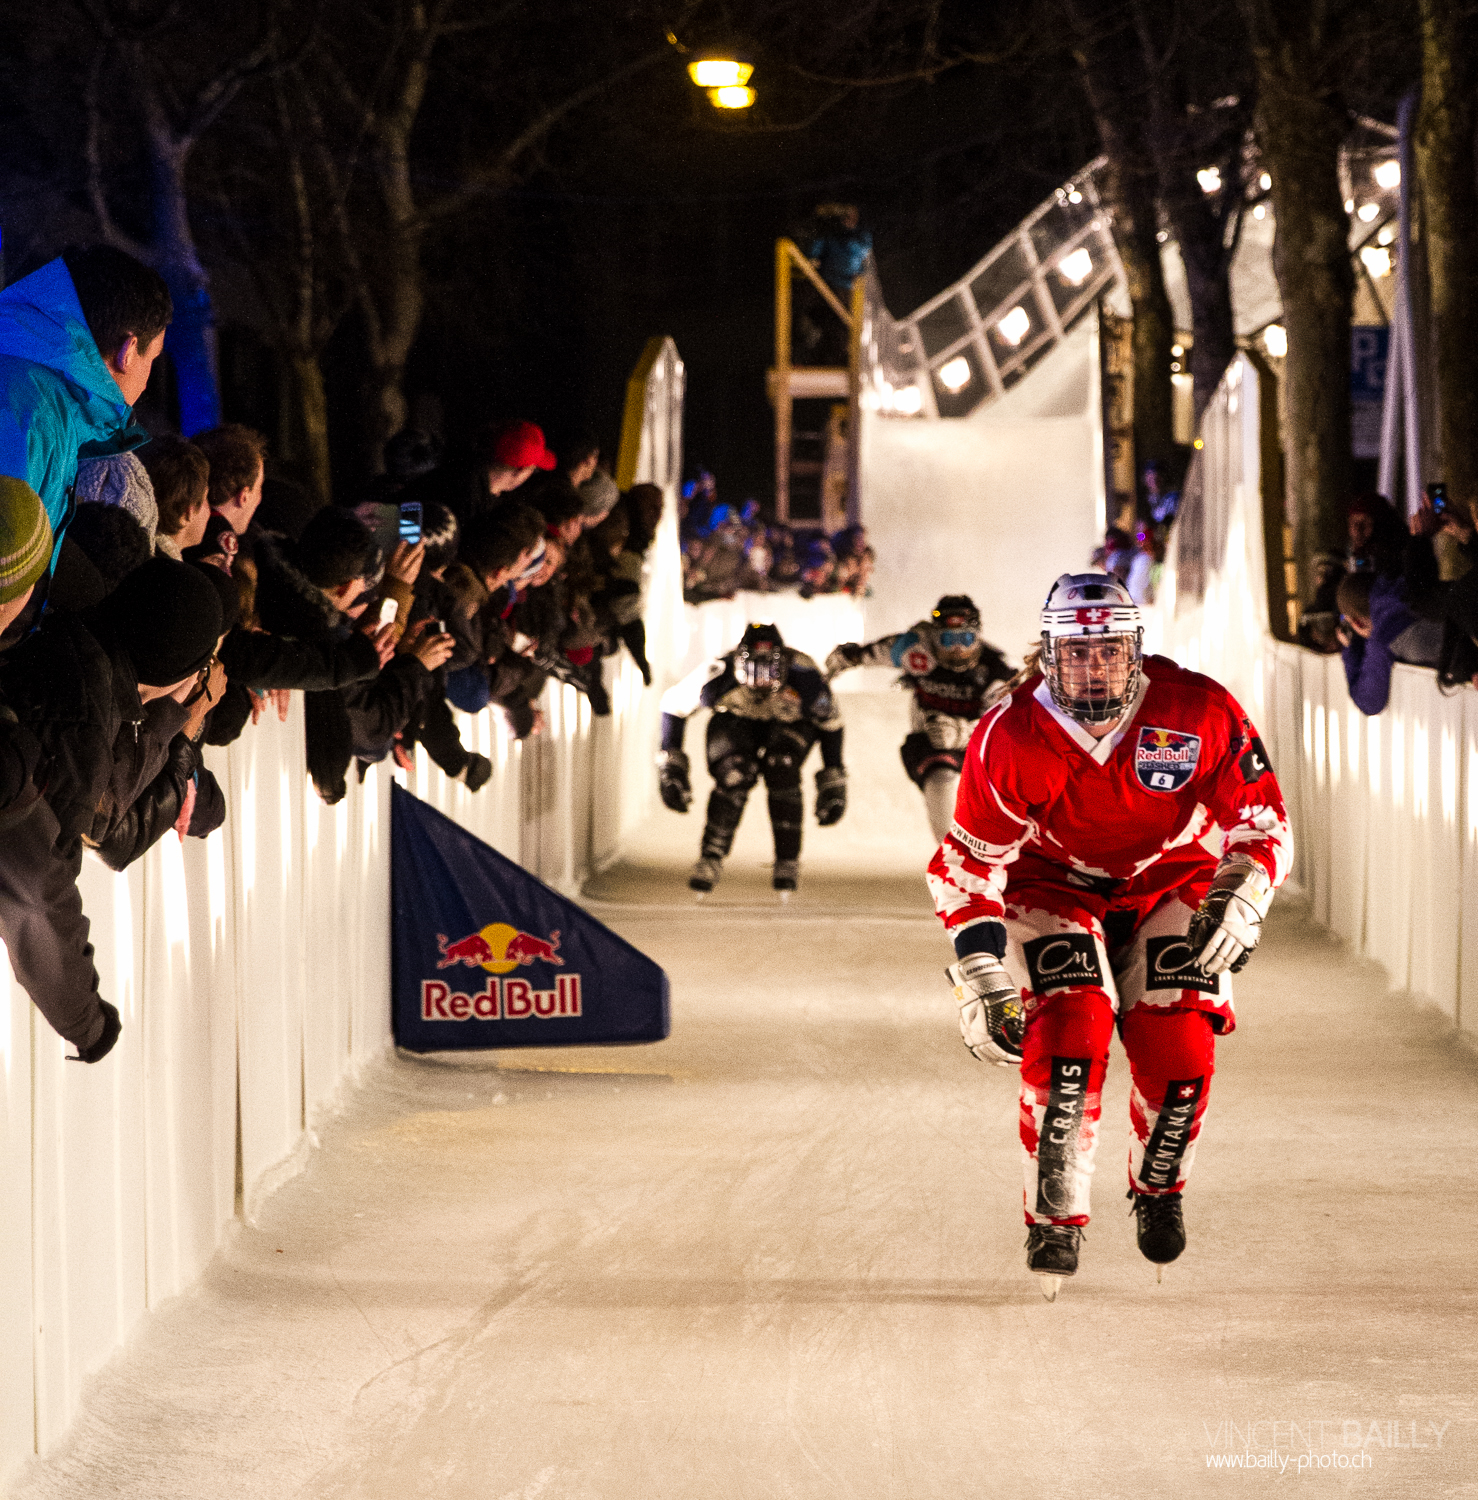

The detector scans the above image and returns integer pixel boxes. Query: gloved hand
[815,765,847,825]
[70,1000,121,1065]
[1187,856,1273,974]
[824,643,865,677]
[658,749,691,812]
[946,953,1024,1066]
[460,753,494,793]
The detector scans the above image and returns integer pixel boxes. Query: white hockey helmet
[1039,572,1143,724]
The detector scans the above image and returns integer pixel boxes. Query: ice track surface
[10,693,1477,1498]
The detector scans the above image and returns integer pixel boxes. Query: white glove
[946,951,1025,1066]
[1188,856,1274,975]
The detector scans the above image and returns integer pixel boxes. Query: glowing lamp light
[1253,204,1267,220]
[1344,198,1355,214]
[1058,247,1093,286]
[1172,344,1184,357]
[1259,172,1272,191]
[894,384,924,414]
[688,58,753,88]
[1357,202,1380,222]
[1361,245,1393,278]
[996,305,1031,346]
[1263,324,1288,358]
[1374,159,1401,190]
[1196,167,1222,194]
[709,85,755,109]
[1193,437,1205,450]
[1378,223,1396,246]
[938,356,972,392]
[1067,188,1084,204]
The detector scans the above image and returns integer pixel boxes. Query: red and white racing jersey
[927,656,1292,937]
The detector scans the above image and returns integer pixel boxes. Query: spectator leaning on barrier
[1336,570,1442,716]
[0,552,223,1064]
[141,435,211,560]
[0,245,169,571]
[1402,486,1478,691]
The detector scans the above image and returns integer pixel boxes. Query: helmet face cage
[1039,573,1143,725]
[735,643,787,692]
[1041,631,1142,723]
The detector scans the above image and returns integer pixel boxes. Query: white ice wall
[858,315,1106,658]
[0,358,686,1486]
[1146,354,1478,1041]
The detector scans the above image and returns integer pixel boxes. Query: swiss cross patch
[1133,726,1201,792]
[1076,607,1114,624]
[904,646,933,675]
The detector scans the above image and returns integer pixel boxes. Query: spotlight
[997,306,1031,346]
[938,356,971,392]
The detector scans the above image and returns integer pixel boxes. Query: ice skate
[1130,1191,1185,1280]
[1025,1223,1081,1300]
[772,858,799,899]
[689,856,722,897]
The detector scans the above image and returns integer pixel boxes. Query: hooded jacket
[0,259,150,564]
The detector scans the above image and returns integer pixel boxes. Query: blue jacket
[0,259,149,565]
[1341,575,1432,716]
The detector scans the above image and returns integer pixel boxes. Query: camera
[398,501,422,544]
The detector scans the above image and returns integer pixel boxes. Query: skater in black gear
[657,623,845,895]
[826,595,1013,843]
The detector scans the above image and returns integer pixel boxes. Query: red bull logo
[1134,726,1202,792]
[420,973,583,1022]
[436,924,563,972]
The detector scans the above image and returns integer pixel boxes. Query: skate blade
[1156,1264,1163,1285]
[1034,1273,1065,1302]
[777,889,791,905]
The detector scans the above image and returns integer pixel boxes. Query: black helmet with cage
[735,622,788,692]
[929,594,984,669]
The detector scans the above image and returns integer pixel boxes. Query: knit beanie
[578,470,619,519]
[74,452,159,547]
[0,476,54,603]
[93,555,224,686]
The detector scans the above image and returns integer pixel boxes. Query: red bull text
[420,974,584,1022]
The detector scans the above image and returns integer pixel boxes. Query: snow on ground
[9,693,1477,1499]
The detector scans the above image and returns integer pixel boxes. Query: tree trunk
[1102,151,1178,494]
[1065,0,1177,498]
[1241,0,1353,607]
[278,353,333,510]
[143,95,222,435]
[1415,0,1478,519]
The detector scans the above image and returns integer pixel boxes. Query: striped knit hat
[0,476,53,604]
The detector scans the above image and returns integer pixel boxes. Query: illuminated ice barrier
[0,371,688,1483]
[1145,354,1478,1043]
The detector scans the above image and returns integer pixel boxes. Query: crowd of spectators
[679,469,874,604]
[0,243,662,1067]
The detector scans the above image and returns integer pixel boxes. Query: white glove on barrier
[946,952,1025,1066]
[1188,856,1274,975]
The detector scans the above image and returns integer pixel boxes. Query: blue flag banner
[391,782,670,1051]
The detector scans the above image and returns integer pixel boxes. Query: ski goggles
[939,629,977,648]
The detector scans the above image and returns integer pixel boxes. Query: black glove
[70,1000,121,1065]
[815,765,847,825]
[462,752,493,793]
[658,750,691,812]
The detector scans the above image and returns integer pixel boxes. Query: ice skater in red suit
[927,572,1292,1296]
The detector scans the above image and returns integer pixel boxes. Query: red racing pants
[1001,878,1226,1226]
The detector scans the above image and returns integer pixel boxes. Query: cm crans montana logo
[1134,726,1202,793]
[421,922,582,1023]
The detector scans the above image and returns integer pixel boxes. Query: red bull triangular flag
[391,783,669,1050]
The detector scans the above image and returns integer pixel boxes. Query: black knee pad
[763,725,812,783]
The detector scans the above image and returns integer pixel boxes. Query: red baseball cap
[492,420,557,471]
